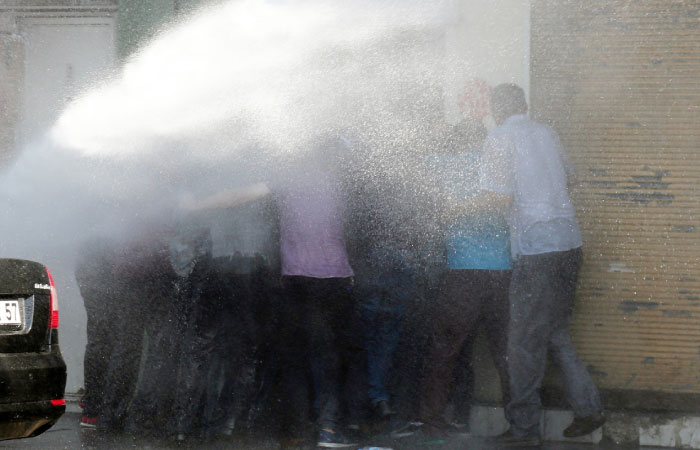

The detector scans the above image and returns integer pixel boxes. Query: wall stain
[672,225,696,233]
[662,310,692,318]
[618,300,659,313]
[624,181,670,190]
[603,192,674,206]
[586,364,608,378]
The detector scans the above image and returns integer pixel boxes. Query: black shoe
[317,428,357,448]
[563,413,606,438]
[493,429,542,447]
[373,400,396,418]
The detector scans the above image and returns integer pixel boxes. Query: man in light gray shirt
[477,84,604,446]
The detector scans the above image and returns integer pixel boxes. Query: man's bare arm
[180,182,271,212]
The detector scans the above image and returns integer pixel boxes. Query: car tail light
[51,399,66,406]
[46,268,59,329]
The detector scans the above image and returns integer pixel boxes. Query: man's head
[491,83,528,125]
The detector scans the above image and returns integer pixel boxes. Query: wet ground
[0,413,653,449]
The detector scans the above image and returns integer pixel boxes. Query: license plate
[0,300,22,326]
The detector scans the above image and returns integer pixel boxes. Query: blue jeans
[358,268,414,404]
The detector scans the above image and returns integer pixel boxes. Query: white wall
[19,15,116,394]
[443,0,531,125]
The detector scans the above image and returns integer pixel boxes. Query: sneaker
[493,429,542,447]
[563,413,606,438]
[317,428,357,448]
[79,415,98,429]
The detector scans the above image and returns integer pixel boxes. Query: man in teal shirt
[419,120,512,435]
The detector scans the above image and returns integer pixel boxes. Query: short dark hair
[491,83,528,119]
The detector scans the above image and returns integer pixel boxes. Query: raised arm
[180,182,271,212]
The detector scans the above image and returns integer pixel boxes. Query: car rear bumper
[0,347,66,440]
[0,348,66,401]
[0,400,65,440]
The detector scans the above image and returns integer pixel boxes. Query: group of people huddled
[76,84,605,448]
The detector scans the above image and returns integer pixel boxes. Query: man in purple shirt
[182,140,360,448]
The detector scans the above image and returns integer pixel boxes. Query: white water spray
[52,0,452,160]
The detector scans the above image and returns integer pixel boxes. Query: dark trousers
[218,270,280,430]
[98,288,147,430]
[81,287,117,418]
[420,269,511,429]
[357,268,414,406]
[281,276,364,430]
[125,297,181,435]
[506,248,602,437]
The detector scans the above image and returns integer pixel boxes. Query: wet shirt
[479,114,582,256]
[210,196,279,274]
[275,168,354,279]
[429,152,511,270]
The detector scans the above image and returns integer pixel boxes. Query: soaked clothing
[356,268,412,405]
[274,164,359,432]
[210,196,279,271]
[213,256,281,431]
[420,151,512,430]
[506,249,601,436]
[420,269,510,429]
[172,258,233,437]
[276,168,354,279]
[119,234,179,435]
[95,232,174,431]
[480,114,601,438]
[428,152,511,270]
[76,239,123,421]
[348,168,430,409]
[280,276,364,429]
[480,114,582,257]
[209,193,281,430]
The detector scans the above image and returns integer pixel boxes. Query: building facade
[2,0,696,415]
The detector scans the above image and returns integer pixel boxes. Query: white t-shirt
[479,114,582,256]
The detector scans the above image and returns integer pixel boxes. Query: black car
[0,258,66,440]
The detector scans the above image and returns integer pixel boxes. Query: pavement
[0,413,656,449]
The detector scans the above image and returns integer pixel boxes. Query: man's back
[481,114,582,256]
